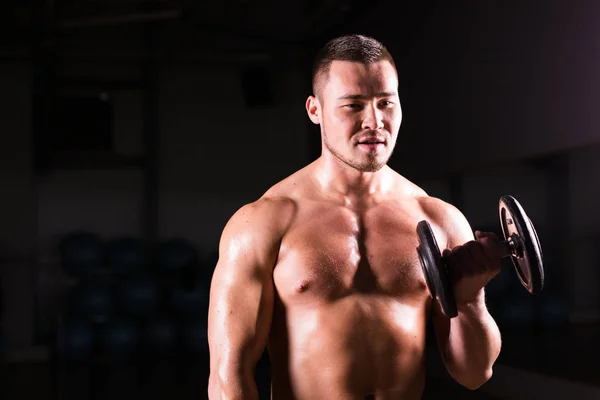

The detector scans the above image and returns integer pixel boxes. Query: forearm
[442,292,502,388]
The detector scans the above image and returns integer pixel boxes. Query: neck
[311,155,392,205]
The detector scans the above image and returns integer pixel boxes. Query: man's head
[306,34,402,173]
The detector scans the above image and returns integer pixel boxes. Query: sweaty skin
[208,59,501,399]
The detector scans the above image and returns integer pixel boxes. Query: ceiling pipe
[56,8,182,29]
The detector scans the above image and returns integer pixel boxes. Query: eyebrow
[337,92,397,101]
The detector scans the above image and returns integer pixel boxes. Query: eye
[379,100,394,107]
[344,104,363,110]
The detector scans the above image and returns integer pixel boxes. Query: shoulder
[385,167,429,198]
[221,163,315,244]
[415,194,475,249]
[221,195,297,245]
[219,165,306,247]
[215,195,296,275]
[386,169,472,245]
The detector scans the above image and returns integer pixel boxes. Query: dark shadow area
[1,1,600,399]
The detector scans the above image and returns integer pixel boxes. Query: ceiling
[2,0,384,41]
[0,0,442,63]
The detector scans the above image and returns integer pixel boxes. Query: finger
[441,245,462,260]
[478,236,502,262]
[465,242,490,275]
[464,240,500,274]
[441,248,455,282]
[448,245,474,278]
[473,231,502,260]
[466,240,486,262]
[474,240,503,278]
[475,230,496,239]
[471,242,501,277]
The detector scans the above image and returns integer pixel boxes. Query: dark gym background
[1,0,599,399]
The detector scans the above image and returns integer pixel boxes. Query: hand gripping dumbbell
[416,195,544,318]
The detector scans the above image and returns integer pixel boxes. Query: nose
[362,104,384,131]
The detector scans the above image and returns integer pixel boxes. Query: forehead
[323,60,398,98]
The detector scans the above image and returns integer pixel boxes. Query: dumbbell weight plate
[417,220,458,318]
[498,195,544,294]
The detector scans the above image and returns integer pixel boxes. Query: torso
[264,166,444,400]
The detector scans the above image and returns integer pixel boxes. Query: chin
[361,165,385,173]
[355,160,386,173]
[330,146,388,172]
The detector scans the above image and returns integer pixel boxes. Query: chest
[274,203,431,302]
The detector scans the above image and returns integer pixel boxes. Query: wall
[157,63,309,251]
[416,145,600,322]
[24,59,311,345]
[0,63,35,259]
[32,0,600,250]
[566,144,600,320]
[0,62,36,349]
[35,61,310,254]
[36,61,148,253]
[382,0,600,179]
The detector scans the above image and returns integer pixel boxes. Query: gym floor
[0,361,499,400]
[1,323,598,400]
[497,322,600,387]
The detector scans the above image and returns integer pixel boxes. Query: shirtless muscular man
[208,34,503,399]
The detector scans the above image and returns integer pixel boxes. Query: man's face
[307,60,402,172]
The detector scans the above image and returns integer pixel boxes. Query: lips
[358,137,385,144]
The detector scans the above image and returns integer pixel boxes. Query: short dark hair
[311,34,396,98]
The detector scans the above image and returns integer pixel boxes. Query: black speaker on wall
[241,66,274,109]
[48,95,113,152]
[33,93,114,171]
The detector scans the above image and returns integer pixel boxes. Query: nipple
[294,280,310,293]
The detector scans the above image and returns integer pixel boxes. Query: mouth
[357,141,385,152]
[357,136,386,145]
[357,139,386,149]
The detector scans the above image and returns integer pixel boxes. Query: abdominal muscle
[268,295,430,400]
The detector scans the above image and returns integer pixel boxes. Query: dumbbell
[416,195,544,318]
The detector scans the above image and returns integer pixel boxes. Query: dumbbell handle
[497,233,522,260]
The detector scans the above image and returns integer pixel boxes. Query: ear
[306,95,321,125]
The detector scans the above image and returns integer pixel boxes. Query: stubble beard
[322,127,390,173]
